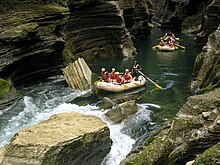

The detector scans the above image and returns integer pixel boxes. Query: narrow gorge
[0,0,219,165]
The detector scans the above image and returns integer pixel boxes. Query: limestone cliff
[64,0,136,62]
[0,0,137,110]
[191,25,220,93]
[119,0,153,38]
[152,0,220,46]
[0,112,112,165]
[0,2,69,86]
[121,89,220,165]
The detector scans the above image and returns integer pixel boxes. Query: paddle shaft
[174,43,185,49]
[138,71,162,89]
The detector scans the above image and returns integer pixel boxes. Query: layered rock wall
[191,25,220,93]
[152,0,220,46]
[194,0,220,46]
[0,3,69,86]
[119,0,153,38]
[64,0,136,61]
[0,0,137,110]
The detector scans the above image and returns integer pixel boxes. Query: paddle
[174,43,185,49]
[138,71,162,89]
[152,45,159,49]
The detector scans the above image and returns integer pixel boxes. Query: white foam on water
[137,103,161,109]
[162,80,175,90]
[0,88,154,165]
[163,72,179,76]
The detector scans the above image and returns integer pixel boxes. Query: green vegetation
[62,40,76,64]
[194,142,220,165]
[0,78,12,99]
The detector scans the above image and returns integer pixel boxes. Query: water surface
[0,28,201,164]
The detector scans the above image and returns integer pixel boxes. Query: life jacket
[110,71,117,79]
[168,41,174,47]
[101,71,109,81]
[124,72,132,81]
[160,41,165,46]
[133,64,141,73]
[116,75,123,83]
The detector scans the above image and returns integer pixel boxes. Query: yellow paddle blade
[152,45,159,49]
[138,71,162,89]
[155,83,162,89]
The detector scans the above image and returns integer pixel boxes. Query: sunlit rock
[0,148,5,164]
[63,58,92,90]
[0,112,112,165]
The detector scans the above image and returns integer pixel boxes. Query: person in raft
[168,40,174,47]
[115,72,124,84]
[124,69,132,83]
[159,39,165,46]
[132,61,142,81]
[109,68,117,82]
[101,68,109,82]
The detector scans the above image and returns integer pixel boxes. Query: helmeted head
[125,69,129,72]
[101,68,105,72]
[115,72,119,75]
[134,60,138,64]
[112,68,115,71]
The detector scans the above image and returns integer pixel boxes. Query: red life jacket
[110,71,117,79]
[124,72,132,81]
[160,41,165,46]
[102,71,109,81]
[116,75,123,83]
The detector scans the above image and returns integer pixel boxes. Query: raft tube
[158,45,176,51]
[96,76,146,92]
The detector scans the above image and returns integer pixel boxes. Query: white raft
[96,76,146,93]
[158,45,176,51]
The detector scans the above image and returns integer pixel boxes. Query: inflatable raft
[96,76,146,93]
[158,45,176,51]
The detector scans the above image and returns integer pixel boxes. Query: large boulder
[121,89,220,165]
[0,112,112,165]
[105,100,138,123]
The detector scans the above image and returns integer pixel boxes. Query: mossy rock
[62,39,76,63]
[0,78,12,99]
[193,142,220,165]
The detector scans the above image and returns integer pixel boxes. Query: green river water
[0,28,201,164]
[91,28,201,126]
